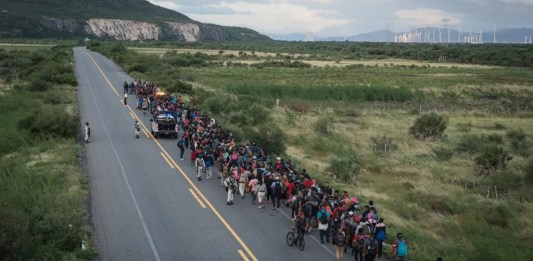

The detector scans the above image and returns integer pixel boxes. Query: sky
[148,0,533,37]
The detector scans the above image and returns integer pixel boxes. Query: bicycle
[286,228,305,251]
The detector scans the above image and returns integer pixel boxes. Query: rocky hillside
[0,0,270,42]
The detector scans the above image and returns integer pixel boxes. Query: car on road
[150,111,179,138]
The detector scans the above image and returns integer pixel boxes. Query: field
[0,46,94,259]
[91,42,533,260]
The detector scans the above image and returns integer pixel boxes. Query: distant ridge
[0,0,271,42]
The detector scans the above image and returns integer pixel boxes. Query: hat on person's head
[397,233,403,238]
[276,157,281,160]
[348,211,354,216]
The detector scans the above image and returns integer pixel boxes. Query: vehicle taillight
[154,123,159,132]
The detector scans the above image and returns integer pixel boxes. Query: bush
[433,146,454,161]
[475,144,513,175]
[409,113,448,140]
[314,117,334,136]
[165,80,193,94]
[525,158,533,186]
[455,134,503,154]
[507,129,530,157]
[326,156,361,183]
[28,80,53,92]
[205,96,231,114]
[370,135,397,157]
[18,108,79,138]
[245,124,286,155]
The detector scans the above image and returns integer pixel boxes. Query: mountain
[0,0,271,42]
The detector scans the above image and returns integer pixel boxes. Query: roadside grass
[90,43,533,260]
[0,43,54,51]
[0,47,94,259]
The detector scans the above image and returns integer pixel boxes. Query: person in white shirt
[224,176,236,205]
[84,122,90,143]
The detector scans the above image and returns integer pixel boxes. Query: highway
[74,47,339,261]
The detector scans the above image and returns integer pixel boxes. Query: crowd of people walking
[125,79,412,261]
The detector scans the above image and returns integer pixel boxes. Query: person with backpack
[375,218,386,258]
[353,227,367,261]
[363,231,378,261]
[332,227,346,261]
[317,203,330,244]
[270,176,283,210]
[223,175,237,205]
[391,233,408,261]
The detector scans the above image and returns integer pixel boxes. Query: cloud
[187,1,353,33]
[395,8,463,27]
[148,0,181,10]
[497,0,533,4]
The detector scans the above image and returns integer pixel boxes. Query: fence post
[495,185,498,200]
[276,99,279,109]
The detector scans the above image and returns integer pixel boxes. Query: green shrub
[433,146,454,161]
[229,110,252,126]
[28,80,53,92]
[475,144,513,174]
[506,129,530,157]
[456,134,503,154]
[205,96,231,114]
[326,156,361,183]
[17,108,79,138]
[370,135,397,157]
[165,80,193,94]
[314,117,334,136]
[246,124,286,155]
[409,113,448,140]
[524,158,533,186]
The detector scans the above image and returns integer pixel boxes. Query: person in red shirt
[353,228,367,261]
[391,233,408,261]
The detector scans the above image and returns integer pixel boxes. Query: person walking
[248,176,258,204]
[195,155,206,181]
[238,169,248,199]
[363,232,378,261]
[134,120,140,138]
[270,176,283,210]
[84,122,90,143]
[332,227,346,261]
[353,228,367,261]
[391,233,408,261]
[375,218,386,258]
[123,92,128,106]
[224,175,236,205]
[256,180,266,209]
[317,203,331,244]
[177,138,185,160]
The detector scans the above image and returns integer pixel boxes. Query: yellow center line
[238,250,250,261]
[129,112,135,119]
[86,52,258,261]
[142,129,150,138]
[188,189,207,209]
[160,152,175,169]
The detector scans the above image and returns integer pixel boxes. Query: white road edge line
[83,52,162,261]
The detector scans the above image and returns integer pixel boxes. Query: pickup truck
[150,111,179,138]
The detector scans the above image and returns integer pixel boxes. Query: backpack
[274,181,282,193]
[356,236,366,250]
[319,211,329,224]
[334,232,345,247]
[376,230,386,241]
[366,238,378,256]
[397,239,408,257]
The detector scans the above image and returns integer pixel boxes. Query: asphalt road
[74,46,366,261]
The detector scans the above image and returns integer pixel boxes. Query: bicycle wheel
[286,232,295,246]
[298,235,305,251]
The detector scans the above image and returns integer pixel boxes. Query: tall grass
[0,46,94,259]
